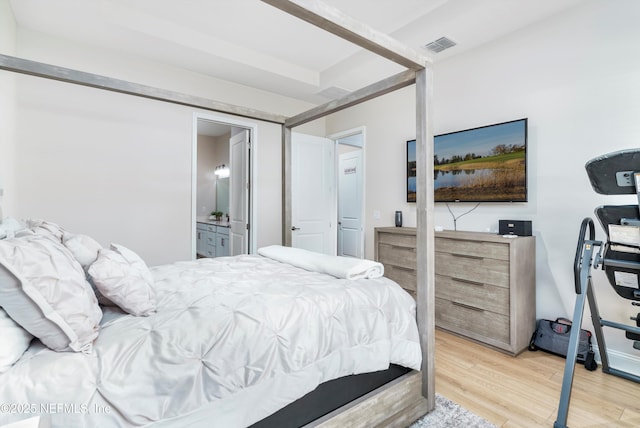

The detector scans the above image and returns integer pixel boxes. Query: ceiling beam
[261,0,429,71]
[0,54,287,125]
[285,69,416,128]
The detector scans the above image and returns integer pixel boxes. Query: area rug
[409,394,498,428]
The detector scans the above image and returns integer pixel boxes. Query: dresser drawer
[435,297,510,344]
[385,264,417,292]
[435,252,509,287]
[378,231,416,248]
[436,237,509,261]
[378,243,416,270]
[435,275,509,316]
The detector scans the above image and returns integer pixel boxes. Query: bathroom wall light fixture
[214,164,230,178]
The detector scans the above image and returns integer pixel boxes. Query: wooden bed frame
[0,0,436,426]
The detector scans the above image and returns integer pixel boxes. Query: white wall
[0,0,16,217]
[4,27,317,265]
[327,0,640,367]
[12,74,290,266]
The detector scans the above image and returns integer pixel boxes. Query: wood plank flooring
[434,329,640,427]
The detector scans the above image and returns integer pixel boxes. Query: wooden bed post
[415,68,435,409]
[283,125,292,247]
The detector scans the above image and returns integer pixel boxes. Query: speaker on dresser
[499,220,532,236]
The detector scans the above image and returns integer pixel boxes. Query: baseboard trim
[592,345,640,377]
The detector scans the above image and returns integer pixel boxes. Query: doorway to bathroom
[193,113,254,258]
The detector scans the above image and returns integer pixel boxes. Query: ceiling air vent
[424,37,456,54]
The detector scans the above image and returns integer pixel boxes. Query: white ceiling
[9,0,587,104]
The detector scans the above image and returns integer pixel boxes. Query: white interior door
[229,128,249,255]
[338,149,363,258]
[291,132,335,255]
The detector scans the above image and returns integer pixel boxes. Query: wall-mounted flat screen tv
[406,118,528,203]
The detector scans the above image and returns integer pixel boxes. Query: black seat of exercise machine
[595,205,640,230]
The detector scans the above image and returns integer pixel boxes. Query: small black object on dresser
[395,211,403,227]
[499,219,532,236]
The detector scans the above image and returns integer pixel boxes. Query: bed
[0,220,422,428]
[0,1,436,425]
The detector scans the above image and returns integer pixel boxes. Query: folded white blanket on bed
[258,245,384,280]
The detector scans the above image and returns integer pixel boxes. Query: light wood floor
[434,329,640,427]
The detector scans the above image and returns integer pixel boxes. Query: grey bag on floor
[528,318,597,370]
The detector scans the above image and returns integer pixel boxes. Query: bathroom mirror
[216,177,229,216]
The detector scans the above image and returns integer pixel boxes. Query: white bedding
[0,254,421,428]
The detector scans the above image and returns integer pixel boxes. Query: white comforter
[0,254,421,428]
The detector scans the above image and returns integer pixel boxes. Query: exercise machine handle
[574,217,595,294]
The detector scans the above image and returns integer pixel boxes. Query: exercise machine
[555,149,640,428]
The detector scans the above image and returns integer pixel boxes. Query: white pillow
[87,244,156,316]
[0,234,102,353]
[0,306,33,374]
[63,232,102,268]
[60,232,117,306]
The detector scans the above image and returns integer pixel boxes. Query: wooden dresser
[374,227,536,355]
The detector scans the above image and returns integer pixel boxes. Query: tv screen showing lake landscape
[406,118,528,203]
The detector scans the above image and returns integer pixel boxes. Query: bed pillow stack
[0,218,157,374]
[0,233,102,353]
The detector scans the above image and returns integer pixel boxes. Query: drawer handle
[452,301,485,312]
[389,265,415,273]
[452,278,484,286]
[452,253,484,260]
[383,243,416,252]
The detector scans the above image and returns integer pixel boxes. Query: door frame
[328,126,366,258]
[192,112,258,259]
